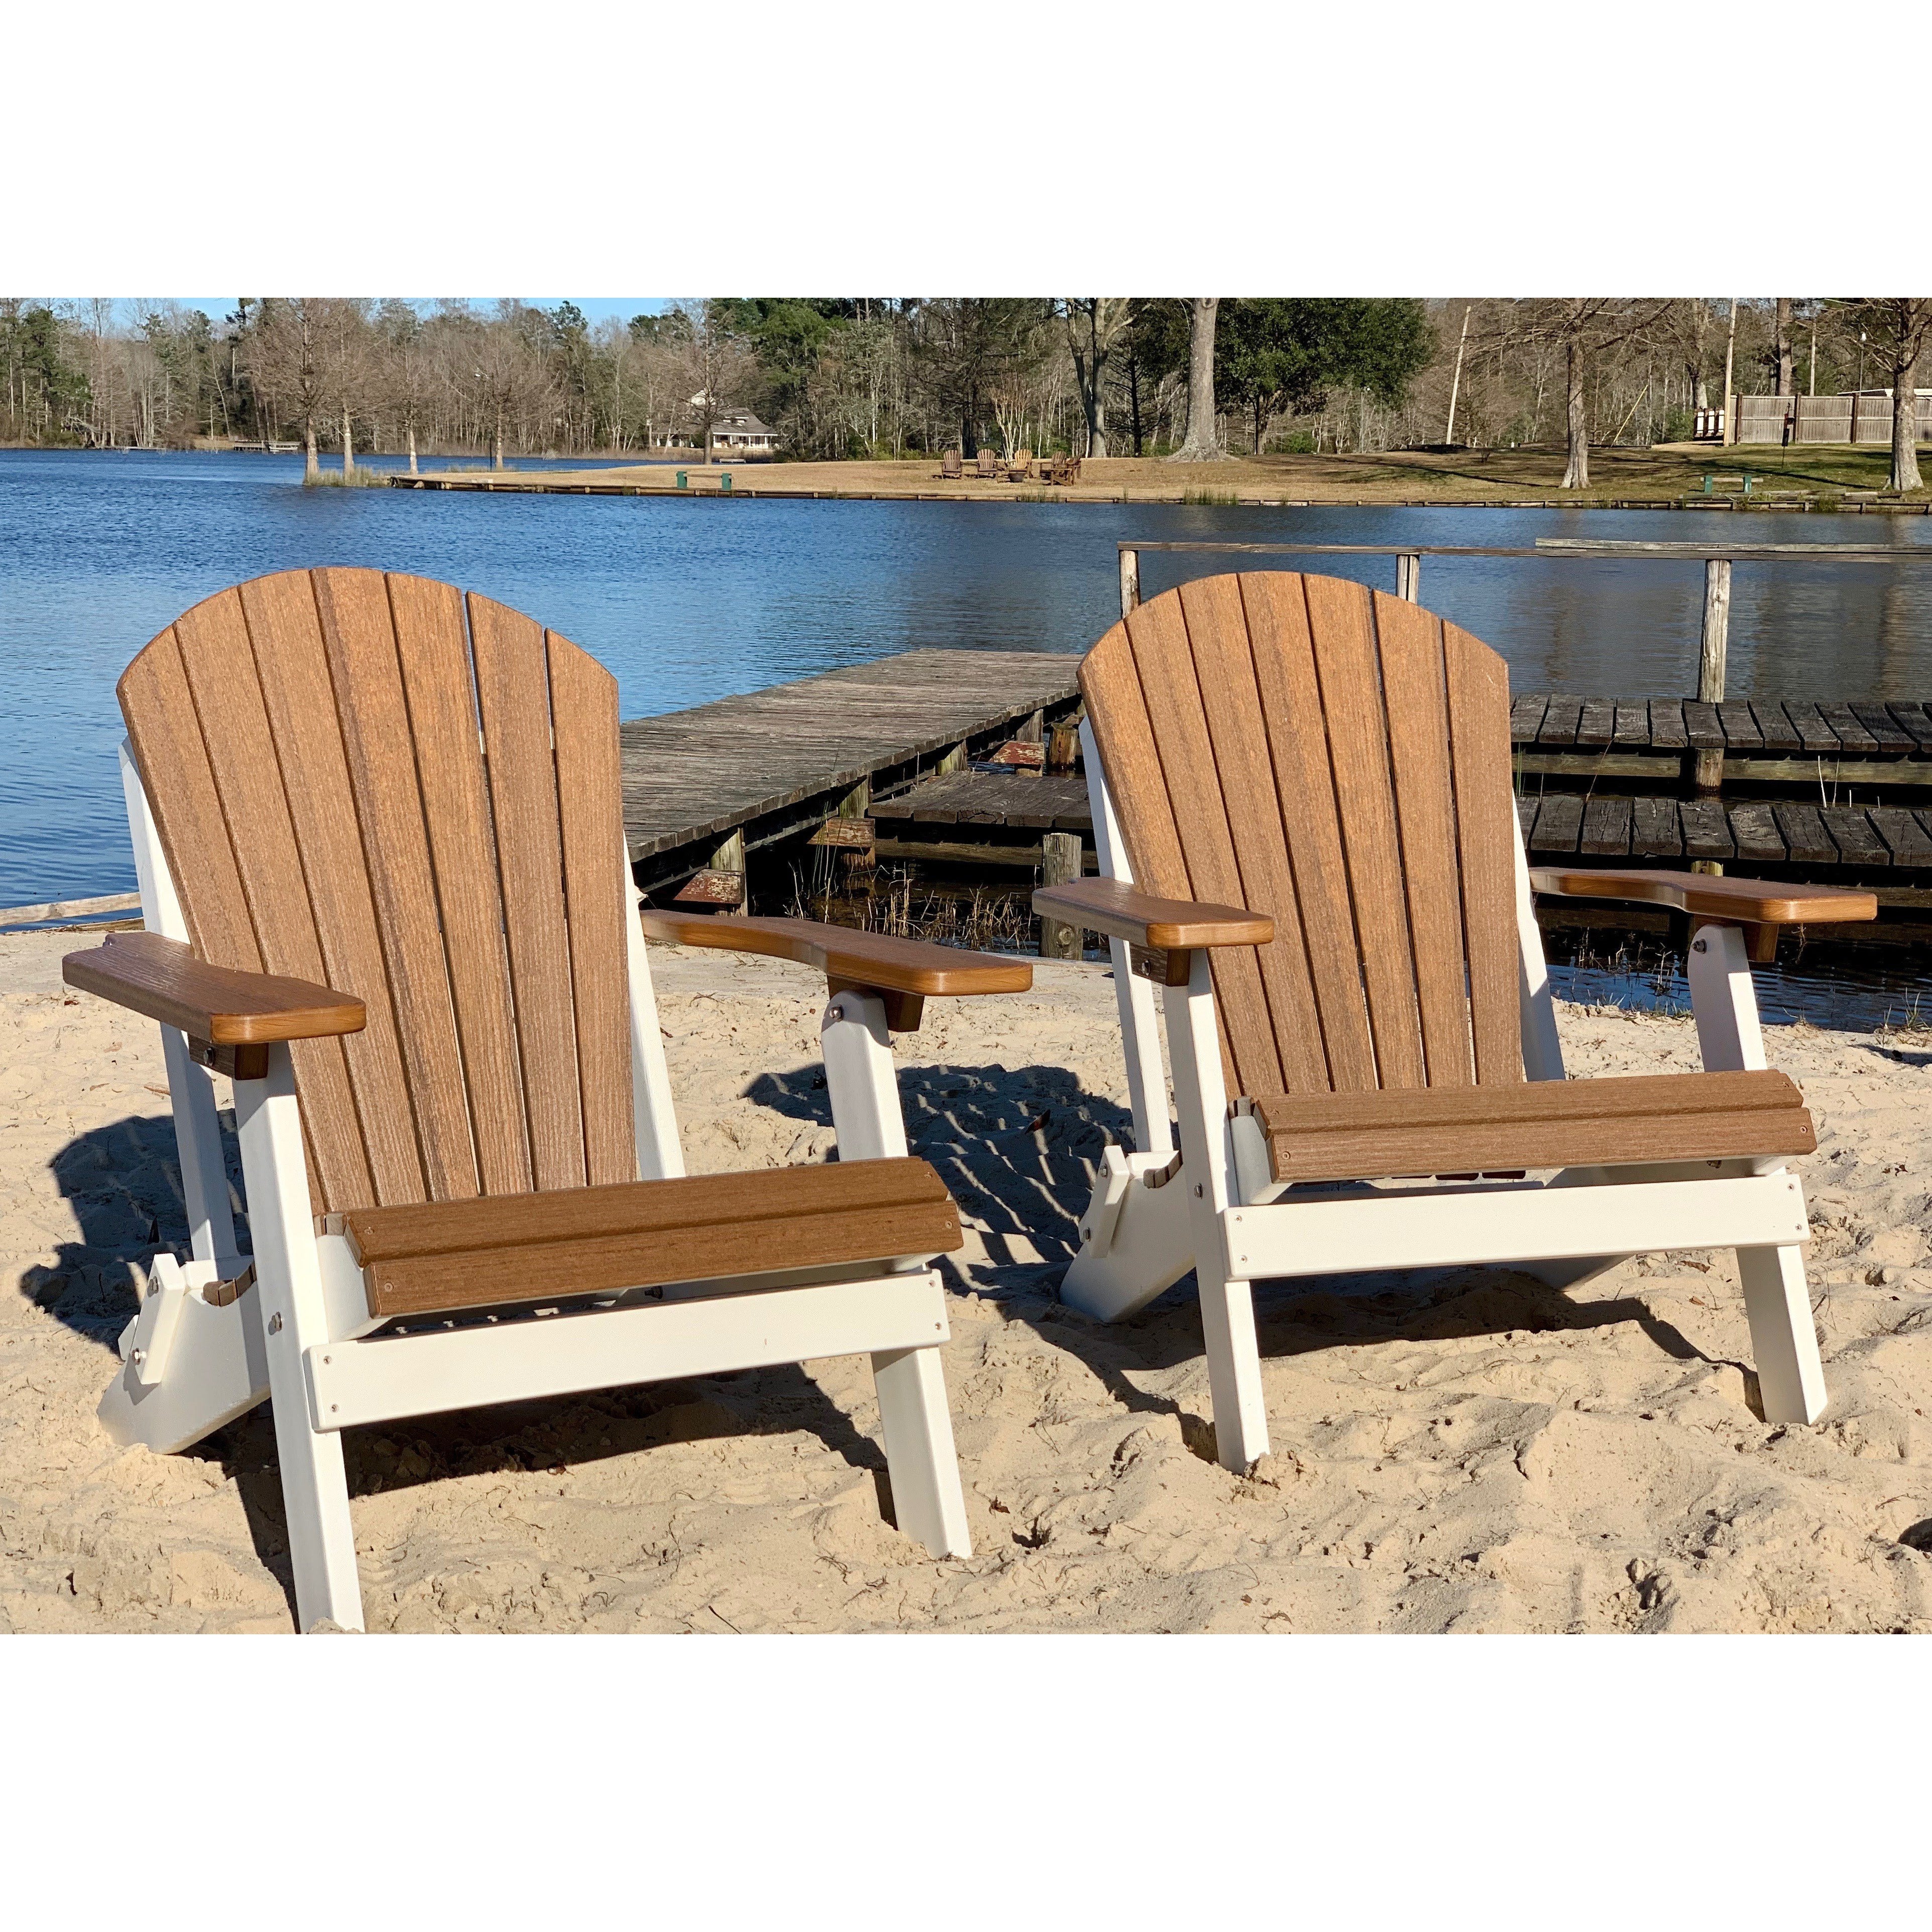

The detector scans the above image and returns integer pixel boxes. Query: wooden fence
[1732,393,1932,446]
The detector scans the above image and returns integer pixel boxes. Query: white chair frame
[100,743,972,1631]
[1064,723,1827,1472]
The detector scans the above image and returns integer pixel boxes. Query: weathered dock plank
[619,649,1080,876]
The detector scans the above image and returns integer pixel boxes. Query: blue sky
[171,297,675,325]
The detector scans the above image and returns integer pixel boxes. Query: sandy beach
[3,927,1929,1634]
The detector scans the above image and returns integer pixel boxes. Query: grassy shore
[406,443,1931,509]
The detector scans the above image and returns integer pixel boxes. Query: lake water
[5,448,1932,1026]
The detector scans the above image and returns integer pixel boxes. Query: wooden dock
[850,683,1932,919]
[623,650,1081,897]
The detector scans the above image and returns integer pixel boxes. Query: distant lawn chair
[939,447,964,479]
[1006,450,1034,482]
[975,448,999,479]
[65,568,1032,1631]
[1045,454,1083,486]
[1034,571,1875,1472]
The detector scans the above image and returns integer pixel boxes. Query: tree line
[3,295,1925,489]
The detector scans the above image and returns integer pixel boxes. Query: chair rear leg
[1737,1244,1829,1424]
[871,1345,972,1558]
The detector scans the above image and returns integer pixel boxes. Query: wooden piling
[1119,547,1141,618]
[1692,559,1732,822]
[1396,552,1421,602]
[1039,833,1083,959]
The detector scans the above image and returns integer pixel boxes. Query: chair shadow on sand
[21,1073,1765,1616]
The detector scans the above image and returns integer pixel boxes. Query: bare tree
[245,299,328,477]
[1849,298,1932,492]
[1511,299,1671,487]
[1061,298,1131,457]
[1172,298,1221,459]
[1774,296,1793,396]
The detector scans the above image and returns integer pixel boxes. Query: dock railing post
[1396,553,1421,602]
[1039,832,1083,960]
[1119,546,1141,619]
[1691,556,1731,870]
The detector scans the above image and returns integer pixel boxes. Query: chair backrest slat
[1376,592,1475,1087]
[1176,576,1326,1094]
[313,568,487,1203]
[546,628,636,1186]
[378,571,527,1198]
[1241,574,1380,1089]
[469,592,587,1194]
[239,571,428,1204]
[119,568,639,1216]
[166,585,380,1209]
[1081,571,1525,1098]
[1443,621,1524,1084]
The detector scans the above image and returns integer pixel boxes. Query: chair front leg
[1687,920,1828,1423]
[871,1343,973,1557]
[231,1045,365,1632]
[820,988,910,1162]
[1165,952,1269,1472]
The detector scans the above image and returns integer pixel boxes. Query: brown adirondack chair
[1035,572,1876,1471]
[1045,454,1082,486]
[975,448,999,479]
[940,447,964,479]
[63,568,1031,1631]
[1007,450,1034,482]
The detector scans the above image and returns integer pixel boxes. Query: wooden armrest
[637,913,1032,1027]
[1528,867,1877,927]
[62,931,367,1043]
[1031,877,1274,949]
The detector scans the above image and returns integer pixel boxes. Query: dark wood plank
[172,584,375,1214]
[1442,624,1521,1087]
[470,591,588,1193]
[1717,702,1763,751]
[1574,697,1615,749]
[1679,799,1734,860]
[1770,801,1836,864]
[1781,700,1840,754]
[319,570,492,1203]
[1580,795,1632,857]
[1300,575,1425,1090]
[1850,702,1913,756]
[1816,703,1877,754]
[1510,693,1549,745]
[1873,806,1932,865]
[1528,794,1582,855]
[1374,593,1474,1088]
[1884,702,1932,753]
[1254,1070,1813,1184]
[1243,575,1379,1091]
[1527,868,1876,925]
[240,570,426,1209]
[1682,701,1725,751]
[1124,585,1286,1097]
[1647,700,1688,750]
[1611,703,1651,748]
[346,1159,961,1316]
[1180,575,1327,1093]
[1537,695,1584,747]
[1631,796,1682,858]
[1516,796,1539,843]
[63,931,365,1042]
[1750,701,1802,754]
[1727,802,1784,865]
[547,630,636,1188]
[1819,806,1888,866]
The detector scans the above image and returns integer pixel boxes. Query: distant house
[707,408,777,458]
